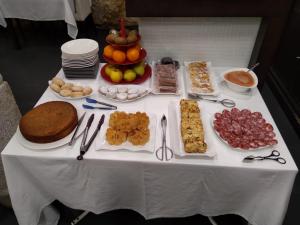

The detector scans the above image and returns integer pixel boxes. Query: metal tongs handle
[161,115,167,149]
[80,114,94,151]
[84,115,105,152]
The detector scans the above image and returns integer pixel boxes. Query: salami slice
[264,123,274,131]
[249,141,258,148]
[252,112,262,119]
[241,109,251,116]
[215,113,222,119]
[268,139,278,145]
[222,109,231,118]
[266,131,276,138]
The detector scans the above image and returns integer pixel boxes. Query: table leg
[70,211,89,225]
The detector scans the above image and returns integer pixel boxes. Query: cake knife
[68,112,86,146]
[77,114,105,160]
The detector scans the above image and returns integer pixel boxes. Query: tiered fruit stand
[100,19,152,84]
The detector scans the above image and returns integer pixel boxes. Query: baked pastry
[60,89,72,97]
[180,99,207,153]
[106,111,150,146]
[50,83,61,93]
[188,62,214,93]
[49,77,93,98]
[19,101,78,143]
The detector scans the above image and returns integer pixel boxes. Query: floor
[0,19,299,225]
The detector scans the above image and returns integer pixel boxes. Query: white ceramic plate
[150,61,182,95]
[61,39,99,59]
[98,85,151,102]
[96,113,156,153]
[168,101,216,158]
[48,81,93,100]
[15,111,88,150]
[184,61,220,96]
[211,116,277,151]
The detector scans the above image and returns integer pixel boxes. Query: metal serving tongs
[155,115,173,161]
[188,93,236,108]
[77,114,105,160]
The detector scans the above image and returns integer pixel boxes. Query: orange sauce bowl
[221,68,258,93]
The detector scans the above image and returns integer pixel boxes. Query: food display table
[0,0,91,38]
[1,64,298,225]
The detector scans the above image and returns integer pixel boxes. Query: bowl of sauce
[221,68,258,92]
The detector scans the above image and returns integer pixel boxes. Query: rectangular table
[1,64,298,225]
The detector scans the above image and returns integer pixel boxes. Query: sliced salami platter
[212,108,278,150]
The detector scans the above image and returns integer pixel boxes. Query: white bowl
[221,68,258,93]
[61,39,99,59]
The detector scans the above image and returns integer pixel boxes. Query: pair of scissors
[188,93,236,108]
[243,150,286,164]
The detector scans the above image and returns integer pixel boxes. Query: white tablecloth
[1,65,298,225]
[0,0,91,38]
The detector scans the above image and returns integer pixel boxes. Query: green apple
[105,64,115,76]
[124,69,136,82]
[133,63,145,76]
[110,68,123,83]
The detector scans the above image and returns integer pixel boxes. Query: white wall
[139,17,261,67]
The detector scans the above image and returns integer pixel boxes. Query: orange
[103,45,114,58]
[112,50,126,63]
[126,47,140,62]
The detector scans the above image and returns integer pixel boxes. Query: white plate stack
[61,39,99,79]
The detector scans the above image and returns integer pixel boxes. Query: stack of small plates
[61,39,99,79]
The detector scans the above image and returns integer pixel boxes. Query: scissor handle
[269,150,286,164]
[274,157,286,164]
[220,99,236,108]
[270,150,280,157]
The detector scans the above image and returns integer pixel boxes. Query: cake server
[68,112,86,146]
[77,114,105,160]
[82,104,116,110]
[86,97,117,109]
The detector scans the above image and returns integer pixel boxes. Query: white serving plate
[96,113,156,153]
[61,39,99,59]
[211,116,277,151]
[98,85,151,102]
[184,61,220,96]
[220,68,258,93]
[16,111,87,150]
[168,101,216,158]
[48,81,93,100]
[150,61,182,96]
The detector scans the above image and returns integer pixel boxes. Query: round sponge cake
[19,101,78,143]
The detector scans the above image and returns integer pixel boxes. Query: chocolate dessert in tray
[19,101,78,143]
[153,62,178,94]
